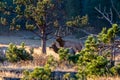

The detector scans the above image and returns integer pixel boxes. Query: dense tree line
[1,0,120,29]
[65,0,120,28]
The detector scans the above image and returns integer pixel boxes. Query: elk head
[49,42,59,53]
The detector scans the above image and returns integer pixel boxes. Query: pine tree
[0,0,65,54]
[98,24,119,66]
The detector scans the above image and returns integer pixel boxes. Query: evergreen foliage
[58,48,70,61]
[46,55,57,69]
[66,15,88,27]
[63,73,71,80]
[58,48,80,64]
[22,64,51,80]
[0,0,70,54]
[76,41,109,79]
[0,54,6,63]
[98,24,119,44]
[76,24,119,79]
[110,64,120,75]
[6,42,33,62]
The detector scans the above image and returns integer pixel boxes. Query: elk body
[49,37,82,54]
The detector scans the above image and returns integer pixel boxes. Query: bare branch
[46,31,53,36]
[111,0,120,18]
[79,29,92,35]
[46,22,53,26]
[30,30,42,38]
[46,36,55,40]
[110,8,113,22]
[95,6,113,25]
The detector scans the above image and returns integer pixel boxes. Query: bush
[46,55,57,68]
[58,48,69,61]
[110,64,120,75]
[22,64,51,80]
[68,54,80,63]
[0,54,6,62]
[58,48,80,64]
[6,42,33,62]
[63,73,71,80]
[85,56,109,76]
[76,49,110,79]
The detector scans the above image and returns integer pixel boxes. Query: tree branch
[95,7,113,25]
[30,30,42,38]
[111,0,120,18]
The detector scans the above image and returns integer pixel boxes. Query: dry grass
[88,76,120,80]
[0,44,59,59]
[0,71,120,80]
[0,44,60,71]
[0,44,120,79]
[0,43,75,70]
[0,71,22,78]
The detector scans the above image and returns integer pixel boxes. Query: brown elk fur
[50,36,83,53]
[49,42,59,53]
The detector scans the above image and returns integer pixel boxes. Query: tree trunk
[110,41,115,67]
[41,38,46,54]
[41,29,47,54]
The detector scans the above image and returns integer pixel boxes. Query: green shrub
[58,48,69,61]
[85,56,109,76]
[22,64,51,80]
[0,54,6,62]
[110,64,120,75]
[68,54,80,63]
[46,55,57,68]
[6,42,33,62]
[63,73,71,80]
[58,48,80,64]
[76,49,110,79]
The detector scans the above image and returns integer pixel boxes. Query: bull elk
[49,36,83,54]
